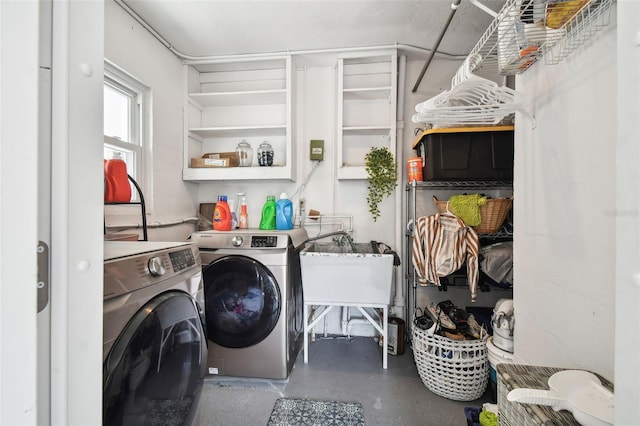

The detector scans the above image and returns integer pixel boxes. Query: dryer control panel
[169,248,197,271]
[103,243,201,300]
[251,235,279,248]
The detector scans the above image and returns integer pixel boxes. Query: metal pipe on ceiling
[114,0,469,63]
[411,0,462,93]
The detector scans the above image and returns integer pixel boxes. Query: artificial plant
[365,147,398,222]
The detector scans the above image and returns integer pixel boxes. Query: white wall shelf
[182,56,295,181]
[188,125,287,139]
[343,87,392,100]
[337,51,397,181]
[182,165,293,181]
[342,126,392,135]
[188,89,286,107]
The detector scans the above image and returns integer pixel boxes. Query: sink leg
[303,303,309,364]
[383,306,388,369]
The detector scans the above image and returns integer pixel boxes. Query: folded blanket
[448,194,487,226]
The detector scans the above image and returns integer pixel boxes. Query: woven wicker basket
[412,324,489,401]
[433,195,513,234]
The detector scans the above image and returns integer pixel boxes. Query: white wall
[513,22,617,379]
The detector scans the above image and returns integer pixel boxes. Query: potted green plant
[365,147,398,222]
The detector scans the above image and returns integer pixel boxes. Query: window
[104,61,151,203]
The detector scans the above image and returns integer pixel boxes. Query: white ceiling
[118,0,506,59]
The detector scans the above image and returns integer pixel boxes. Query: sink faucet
[304,230,357,252]
[333,233,352,247]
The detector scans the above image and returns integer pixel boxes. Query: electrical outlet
[310,140,324,161]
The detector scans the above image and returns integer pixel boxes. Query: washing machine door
[103,291,207,426]
[203,255,281,348]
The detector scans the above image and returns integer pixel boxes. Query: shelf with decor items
[336,50,397,180]
[182,56,295,181]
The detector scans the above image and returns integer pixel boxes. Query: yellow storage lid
[411,125,515,149]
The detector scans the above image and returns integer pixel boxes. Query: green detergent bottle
[259,195,277,230]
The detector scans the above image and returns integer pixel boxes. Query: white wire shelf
[468,0,615,76]
[412,0,614,128]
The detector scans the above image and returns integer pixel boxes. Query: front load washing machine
[103,241,207,426]
[190,228,308,380]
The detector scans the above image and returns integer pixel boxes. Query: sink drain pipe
[341,307,380,337]
[392,55,407,320]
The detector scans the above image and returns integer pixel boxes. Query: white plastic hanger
[412,54,526,126]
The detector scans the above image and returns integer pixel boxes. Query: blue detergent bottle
[276,192,293,230]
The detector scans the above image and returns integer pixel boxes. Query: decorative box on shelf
[190,152,239,168]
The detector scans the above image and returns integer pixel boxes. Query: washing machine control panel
[251,235,279,248]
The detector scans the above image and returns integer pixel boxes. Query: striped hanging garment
[412,213,480,302]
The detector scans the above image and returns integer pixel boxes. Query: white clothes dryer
[190,228,308,380]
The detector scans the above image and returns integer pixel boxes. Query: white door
[0,2,40,423]
[0,1,104,424]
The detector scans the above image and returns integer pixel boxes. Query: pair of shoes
[436,300,486,340]
[465,314,484,339]
[444,330,465,340]
[436,328,465,340]
[437,300,468,326]
[427,302,457,330]
[456,314,485,340]
[413,308,435,331]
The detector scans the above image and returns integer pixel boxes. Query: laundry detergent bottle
[276,192,293,230]
[213,195,232,231]
[259,195,276,230]
[228,198,238,229]
[239,198,249,229]
[104,152,132,202]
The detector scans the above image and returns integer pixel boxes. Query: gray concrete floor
[194,336,493,425]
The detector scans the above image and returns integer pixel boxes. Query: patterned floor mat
[267,397,365,426]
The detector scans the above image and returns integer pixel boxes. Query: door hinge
[37,241,49,312]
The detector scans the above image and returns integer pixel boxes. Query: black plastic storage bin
[412,126,514,181]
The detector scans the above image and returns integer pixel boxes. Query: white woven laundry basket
[412,325,489,401]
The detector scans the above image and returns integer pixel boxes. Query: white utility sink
[299,241,394,369]
[299,242,394,305]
